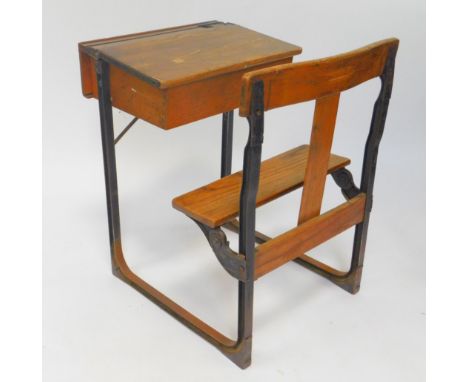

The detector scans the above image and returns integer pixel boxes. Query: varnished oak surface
[80,21,302,89]
[79,21,302,129]
[172,145,350,228]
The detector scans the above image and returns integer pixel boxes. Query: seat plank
[172,145,350,228]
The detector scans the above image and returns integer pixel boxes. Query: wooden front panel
[79,53,293,129]
[165,58,292,128]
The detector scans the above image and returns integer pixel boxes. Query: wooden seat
[172,145,350,228]
[79,21,301,129]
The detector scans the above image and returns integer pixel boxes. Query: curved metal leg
[293,224,365,295]
[96,59,253,369]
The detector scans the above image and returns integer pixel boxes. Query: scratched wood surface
[172,145,350,228]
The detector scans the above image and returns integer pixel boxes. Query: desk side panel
[79,50,97,98]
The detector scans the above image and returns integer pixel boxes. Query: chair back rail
[239,38,399,116]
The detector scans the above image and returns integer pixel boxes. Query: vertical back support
[298,93,341,223]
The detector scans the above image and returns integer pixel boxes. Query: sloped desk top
[79,21,302,129]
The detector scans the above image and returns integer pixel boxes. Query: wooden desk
[79,21,301,128]
[79,21,302,368]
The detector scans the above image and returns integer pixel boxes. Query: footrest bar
[223,215,361,294]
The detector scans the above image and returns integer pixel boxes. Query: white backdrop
[44,1,425,381]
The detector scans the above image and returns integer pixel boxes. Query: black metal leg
[221,111,234,177]
[236,81,265,365]
[96,59,252,369]
[96,59,122,274]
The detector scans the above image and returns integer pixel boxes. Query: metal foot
[293,254,362,294]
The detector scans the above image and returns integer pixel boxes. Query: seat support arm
[192,219,247,281]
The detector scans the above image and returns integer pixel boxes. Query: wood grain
[80,55,291,128]
[298,93,340,224]
[164,58,292,128]
[239,38,399,116]
[78,21,302,129]
[172,145,350,228]
[255,193,366,278]
[79,21,302,89]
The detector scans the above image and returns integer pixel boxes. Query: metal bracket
[331,168,360,200]
[114,117,139,145]
[192,220,246,281]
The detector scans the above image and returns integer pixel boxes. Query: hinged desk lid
[79,21,302,89]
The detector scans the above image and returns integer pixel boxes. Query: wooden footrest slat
[255,193,367,278]
[172,145,351,228]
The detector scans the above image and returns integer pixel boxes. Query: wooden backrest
[239,38,399,224]
[239,38,399,116]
